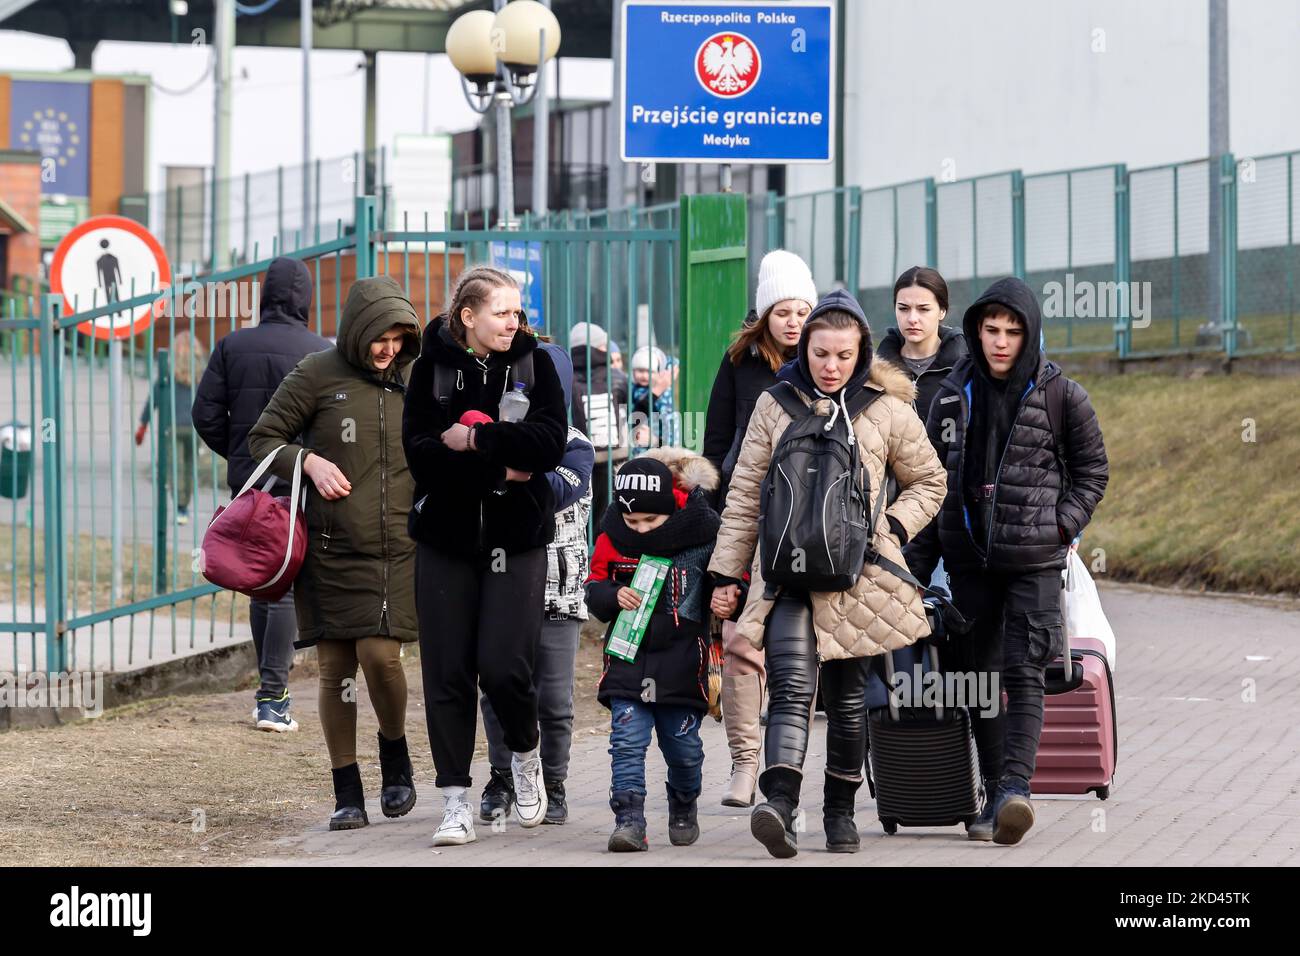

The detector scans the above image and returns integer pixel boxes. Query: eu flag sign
[620,1,836,164]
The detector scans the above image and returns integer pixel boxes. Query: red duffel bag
[201,444,307,602]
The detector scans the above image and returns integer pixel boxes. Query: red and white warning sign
[50,215,171,341]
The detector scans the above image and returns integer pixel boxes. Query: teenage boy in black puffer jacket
[905,276,1109,846]
[585,451,720,852]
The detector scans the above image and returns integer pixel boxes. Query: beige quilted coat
[707,357,947,661]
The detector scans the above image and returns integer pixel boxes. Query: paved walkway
[250,584,1300,867]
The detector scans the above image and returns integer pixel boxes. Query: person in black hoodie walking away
[586,451,720,852]
[701,248,816,808]
[403,266,568,847]
[192,256,331,732]
[904,276,1109,846]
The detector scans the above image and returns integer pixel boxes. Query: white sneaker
[432,798,477,847]
[511,748,547,828]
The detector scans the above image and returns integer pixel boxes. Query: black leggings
[416,543,547,789]
[762,592,873,788]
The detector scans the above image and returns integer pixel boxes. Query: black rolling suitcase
[865,600,981,835]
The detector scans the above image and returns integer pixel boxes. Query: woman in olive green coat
[248,275,421,832]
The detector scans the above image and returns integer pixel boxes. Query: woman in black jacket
[403,265,567,847]
[875,266,968,594]
[700,249,816,809]
[875,266,968,425]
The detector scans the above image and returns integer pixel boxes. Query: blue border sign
[490,241,545,332]
[621,1,835,164]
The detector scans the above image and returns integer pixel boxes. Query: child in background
[585,450,720,852]
[630,345,678,453]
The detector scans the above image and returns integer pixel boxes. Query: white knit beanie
[631,345,668,372]
[568,321,608,351]
[755,250,818,320]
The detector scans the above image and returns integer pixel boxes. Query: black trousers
[416,542,547,788]
[762,592,872,790]
[946,567,1064,789]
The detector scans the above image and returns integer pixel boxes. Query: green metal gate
[2,196,703,678]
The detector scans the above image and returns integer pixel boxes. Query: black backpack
[758,382,886,592]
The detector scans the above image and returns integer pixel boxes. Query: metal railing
[748,148,1298,359]
[2,198,683,676]
[118,149,392,276]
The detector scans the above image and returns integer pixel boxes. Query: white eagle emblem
[698,34,759,97]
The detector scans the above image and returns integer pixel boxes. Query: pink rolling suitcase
[1030,634,1117,799]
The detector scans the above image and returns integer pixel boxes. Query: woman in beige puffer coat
[708,289,945,858]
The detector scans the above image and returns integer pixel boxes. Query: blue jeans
[608,698,704,799]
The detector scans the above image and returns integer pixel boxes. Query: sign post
[620,1,835,431]
[50,216,170,603]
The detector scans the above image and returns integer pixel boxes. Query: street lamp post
[447,0,561,228]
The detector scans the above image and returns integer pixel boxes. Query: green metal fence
[2,196,695,676]
[748,148,1298,359]
[119,149,392,276]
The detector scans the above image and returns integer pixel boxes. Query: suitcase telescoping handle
[1044,559,1085,695]
[883,640,944,723]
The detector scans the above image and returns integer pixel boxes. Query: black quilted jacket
[905,279,1109,576]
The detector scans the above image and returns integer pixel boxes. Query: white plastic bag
[1062,549,1117,670]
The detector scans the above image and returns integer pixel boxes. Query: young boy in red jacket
[585,451,720,852]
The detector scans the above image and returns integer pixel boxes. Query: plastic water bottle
[499,382,530,423]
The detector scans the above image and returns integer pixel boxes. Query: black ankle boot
[376,732,417,818]
[666,783,700,846]
[823,774,862,853]
[329,763,369,831]
[608,790,648,852]
[751,766,801,859]
[479,766,515,823]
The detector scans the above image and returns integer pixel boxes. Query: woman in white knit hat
[702,248,817,807]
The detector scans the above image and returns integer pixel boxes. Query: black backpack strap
[865,549,972,636]
[511,352,535,395]
[1043,373,1068,474]
[845,384,885,420]
[433,362,455,412]
[768,381,813,420]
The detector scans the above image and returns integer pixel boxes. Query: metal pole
[495,92,516,227]
[720,164,733,193]
[213,0,235,268]
[422,54,431,135]
[364,51,378,194]
[109,337,123,602]
[492,0,515,227]
[532,24,550,217]
[607,0,625,211]
[1208,0,1229,330]
[302,0,313,243]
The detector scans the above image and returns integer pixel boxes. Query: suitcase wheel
[1094,785,1110,801]
[881,819,898,835]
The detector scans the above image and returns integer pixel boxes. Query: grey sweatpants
[480,615,582,785]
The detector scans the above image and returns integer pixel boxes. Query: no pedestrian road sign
[620,0,836,164]
[50,215,171,341]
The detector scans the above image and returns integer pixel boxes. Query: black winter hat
[613,458,676,516]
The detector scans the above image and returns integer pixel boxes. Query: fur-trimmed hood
[639,446,720,495]
[865,355,917,405]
